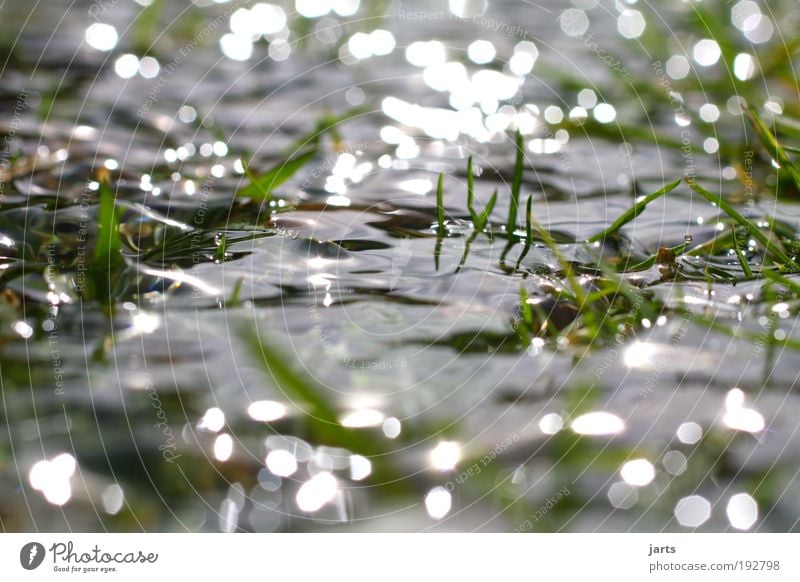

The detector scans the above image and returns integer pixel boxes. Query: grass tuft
[587,179,682,243]
[746,106,800,193]
[687,178,797,269]
[238,149,317,202]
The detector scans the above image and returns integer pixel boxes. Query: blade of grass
[237,149,317,201]
[746,106,800,193]
[731,225,753,278]
[132,0,164,54]
[228,277,244,307]
[286,106,368,156]
[214,233,227,262]
[625,241,690,271]
[525,195,533,242]
[478,189,498,231]
[687,178,797,269]
[436,172,446,236]
[242,328,415,492]
[516,195,534,268]
[466,156,478,225]
[761,268,800,296]
[243,327,379,454]
[515,286,534,345]
[506,130,524,235]
[455,230,479,274]
[89,177,125,307]
[587,179,681,243]
[94,178,124,271]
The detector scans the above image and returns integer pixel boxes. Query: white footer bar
[1,534,797,581]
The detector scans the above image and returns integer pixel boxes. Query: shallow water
[2,0,800,532]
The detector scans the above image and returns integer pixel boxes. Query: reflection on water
[0,0,799,532]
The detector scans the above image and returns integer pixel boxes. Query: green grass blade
[476,189,497,231]
[761,268,800,296]
[436,172,446,236]
[214,233,227,262]
[466,156,478,225]
[506,130,524,235]
[746,106,800,192]
[237,149,316,200]
[525,195,533,242]
[228,277,244,306]
[587,179,682,243]
[625,241,689,271]
[243,327,384,456]
[94,179,124,271]
[687,179,797,268]
[516,195,534,267]
[731,226,753,278]
[132,0,164,54]
[245,328,338,424]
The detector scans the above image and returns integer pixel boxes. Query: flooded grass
[1,0,800,532]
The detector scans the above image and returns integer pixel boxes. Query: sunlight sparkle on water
[430,441,461,471]
[296,0,331,18]
[198,407,225,432]
[560,9,589,37]
[449,0,487,18]
[405,41,446,67]
[608,482,638,509]
[13,321,33,339]
[348,30,395,60]
[674,495,711,528]
[663,450,687,475]
[213,434,234,461]
[131,312,159,334]
[623,341,655,368]
[620,459,655,486]
[617,10,645,39]
[425,487,452,519]
[220,33,253,61]
[677,422,703,444]
[266,450,298,477]
[102,484,125,515]
[114,54,139,78]
[29,453,76,506]
[571,412,625,435]
[733,53,757,80]
[349,455,372,481]
[340,408,385,428]
[398,179,432,195]
[666,55,690,79]
[693,39,721,67]
[382,417,402,438]
[296,472,338,512]
[85,23,118,51]
[723,388,765,433]
[727,493,758,530]
[539,413,563,435]
[248,400,287,422]
[468,40,495,64]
